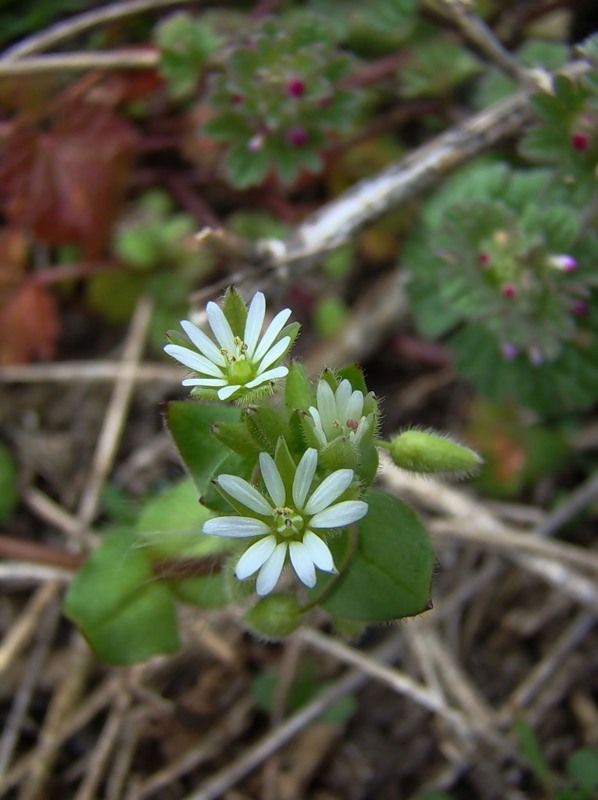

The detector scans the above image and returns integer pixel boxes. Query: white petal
[218,475,272,514]
[207,301,235,351]
[235,535,277,579]
[310,500,368,529]
[292,448,318,510]
[254,307,292,362]
[345,391,365,423]
[335,380,352,418]
[217,384,242,400]
[303,531,336,572]
[164,345,225,377]
[180,320,227,366]
[244,292,266,358]
[308,408,327,446]
[203,516,271,538]
[246,366,288,388]
[316,380,336,431]
[182,377,228,387]
[259,453,286,507]
[256,543,287,595]
[304,469,354,515]
[256,336,290,372]
[289,541,316,588]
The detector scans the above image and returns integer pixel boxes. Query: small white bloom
[308,379,369,447]
[203,448,368,595]
[165,291,292,401]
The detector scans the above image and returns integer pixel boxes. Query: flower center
[272,507,305,539]
[222,337,255,385]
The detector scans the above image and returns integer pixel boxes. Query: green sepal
[243,405,289,453]
[243,593,304,640]
[319,435,358,472]
[64,532,180,665]
[274,436,298,500]
[221,286,247,338]
[211,421,261,458]
[355,439,380,487]
[337,364,369,395]
[299,410,323,450]
[319,367,339,392]
[285,361,315,412]
[318,490,434,623]
[200,450,256,512]
[281,321,301,355]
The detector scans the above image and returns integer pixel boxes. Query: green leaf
[225,141,271,189]
[0,443,18,522]
[165,401,243,494]
[170,574,229,609]
[320,490,434,622]
[401,37,483,98]
[567,748,598,792]
[515,719,553,790]
[64,532,179,665]
[135,478,231,559]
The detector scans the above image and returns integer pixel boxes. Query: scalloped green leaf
[319,490,434,622]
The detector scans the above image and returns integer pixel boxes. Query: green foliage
[252,662,356,722]
[64,532,180,665]
[319,491,434,622]
[154,12,221,98]
[404,161,598,414]
[313,295,349,339]
[515,719,598,799]
[400,35,483,98]
[0,442,18,522]
[204,14,360,187]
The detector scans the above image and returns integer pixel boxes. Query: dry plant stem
[438,0,543,87]
[133,697,254,799]
[0,581,62,674]
[1,0,198,60]
[262,635,305,800]
[303,271,410,373]
[0,51,158,75]
[25,485,100,550]
[500,611,595,721]
[429,518,598,576]
[17,634,93,800]
[181,632,405,800]
[0,587,62,777]
[297,628,470,736]
[106,715,143,800]
[73,675,133,800]
[76,294,154,532]
[0,676,119,794]
[0,362,180,384]
[0,563,73,585]
[535,469,598,537]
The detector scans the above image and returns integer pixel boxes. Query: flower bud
[287,78,305,97]
[243,594,303,640]
[548,254,577,273]
[388,430,483,477]
[288,127,308,147]
[501,283,517,299]
[571,132,589,151]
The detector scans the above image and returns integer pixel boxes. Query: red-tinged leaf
[0,100,138,257]
[0,283,60,365]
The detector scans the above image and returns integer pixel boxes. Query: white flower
[308,379,369,447]
[164,291,292,401]
[203,448,368,595]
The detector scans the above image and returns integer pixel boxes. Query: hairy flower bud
[388,430,483,477]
